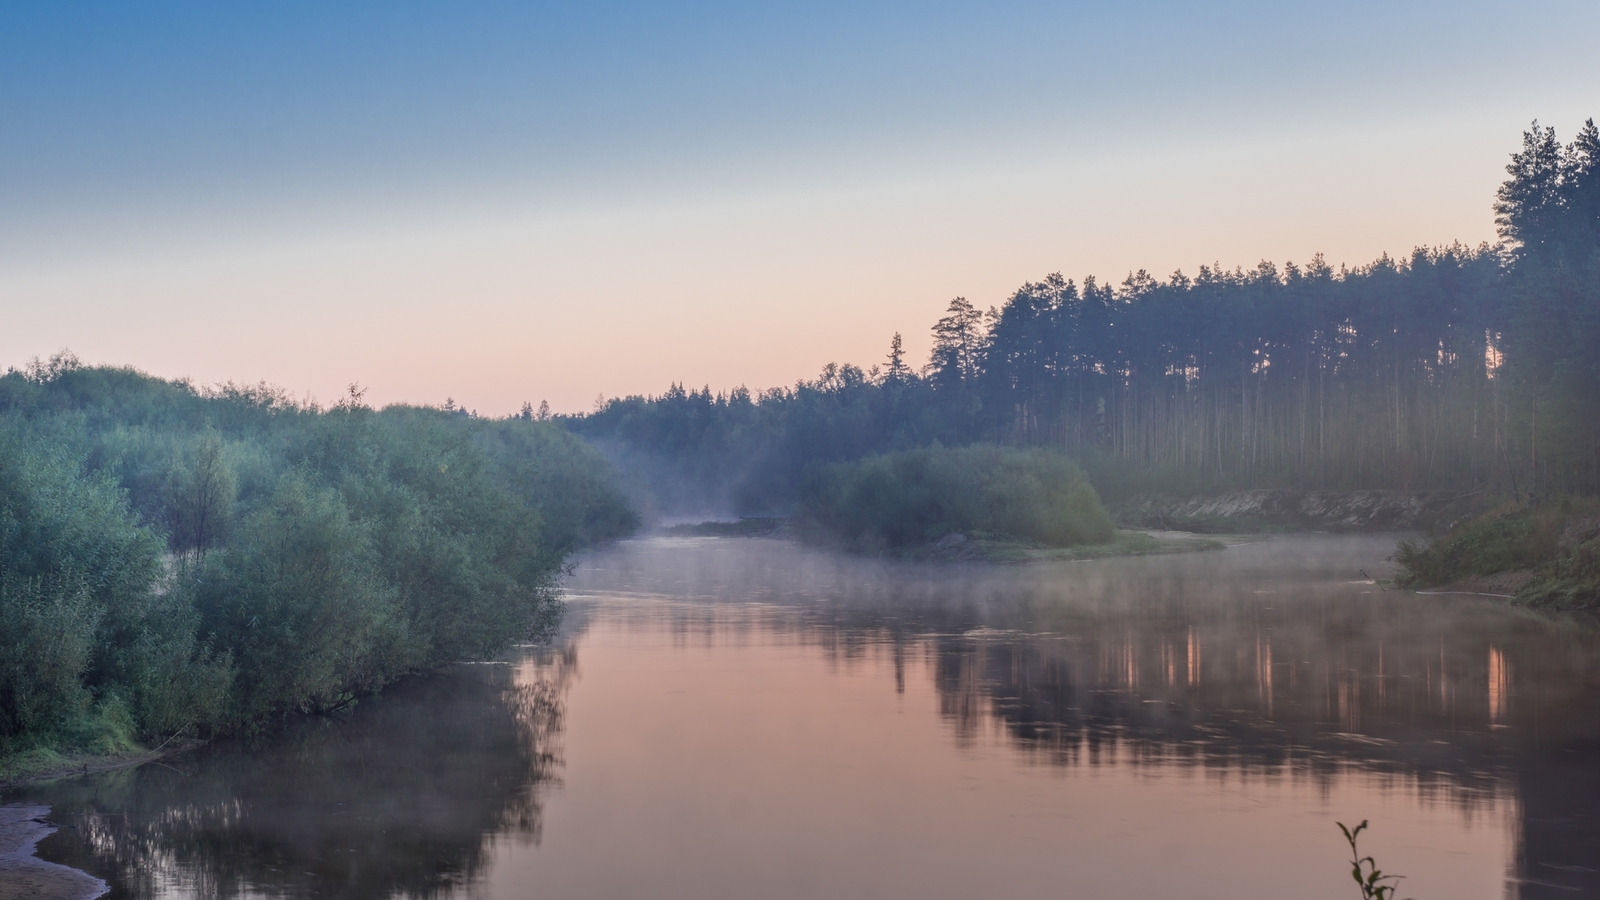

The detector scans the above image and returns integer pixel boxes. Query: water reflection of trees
[913,607,1600,898]
[572,535,1600,897]
[579,539,1600,781]
[26,645,573,900]
[586,587,1600,788]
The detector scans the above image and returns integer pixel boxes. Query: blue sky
[3,1,1596,411]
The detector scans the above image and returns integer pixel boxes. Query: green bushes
[0,577,99,738]
[0,362,637,764]
[189,474,389,719]
[1396,505,1556,586]
[1397,502,1600,608]
[0,428,168,746]
[798,444,1114,552]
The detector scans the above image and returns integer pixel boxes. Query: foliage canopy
[798,445,1113,552]
[0,363,636,759]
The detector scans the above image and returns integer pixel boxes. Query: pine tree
[885,332,910,383]
[928,297,984,386]
[1561,119,1600,260]
[1496,122,1567,261]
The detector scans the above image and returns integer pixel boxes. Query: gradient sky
[3,1,1596,414]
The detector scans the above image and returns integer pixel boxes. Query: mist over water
[12,535,1600,898]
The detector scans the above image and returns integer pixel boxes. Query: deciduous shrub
[799,444,1114,552]
[0,362,638,760]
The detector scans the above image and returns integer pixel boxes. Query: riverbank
[660,486,1485,562]
[0,806,105,900]
[1,739,202,791]
[662,490,1493,541]
[656,519,1231,562]
[662,517,789,538]
[1114,489,1492,534]
[0,364,640,798]
[1397,503,1600,609]
[893,528,1231,562]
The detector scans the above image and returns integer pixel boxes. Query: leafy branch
[1337,820,1412,900]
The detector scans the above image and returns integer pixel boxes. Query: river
[7,534,1600,899]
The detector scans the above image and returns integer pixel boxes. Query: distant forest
[573,119,1600,514]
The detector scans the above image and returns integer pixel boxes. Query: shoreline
[0,805,106,900]
[1396,506,1600,611]
[651,522,1244,562]
[903,528,1238,563]
[1,739,203,791]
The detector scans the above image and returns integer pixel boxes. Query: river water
[9,534,1600,899]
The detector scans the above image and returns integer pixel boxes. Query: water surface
[12,535,1600,899]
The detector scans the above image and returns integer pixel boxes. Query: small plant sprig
[1337,820,1412,900]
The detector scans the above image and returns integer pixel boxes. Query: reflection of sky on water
[14,535,1600,898]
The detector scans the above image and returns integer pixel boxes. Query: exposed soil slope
[1117,490,1486,533]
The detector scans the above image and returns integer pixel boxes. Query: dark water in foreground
[9,535,1600,899]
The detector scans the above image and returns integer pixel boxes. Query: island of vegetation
[792,444,1216,561]
[798,444,1113,552]
[664,446,1226,560]
[0,362,636,781]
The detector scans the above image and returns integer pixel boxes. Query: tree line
[574,118,1600,511]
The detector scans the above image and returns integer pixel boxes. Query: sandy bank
[0,806,105,900]
[1116,490,1485,533]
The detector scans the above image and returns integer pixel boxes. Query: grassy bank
[1396,500,1600,608]
[0,358,637,775]
[661,517,788,538]
[901,528,1227,562]
[656,515,1225,562]
[0,739,204,787]
[796,444,1115,556]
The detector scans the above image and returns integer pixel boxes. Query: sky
[2,1,1597,414]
